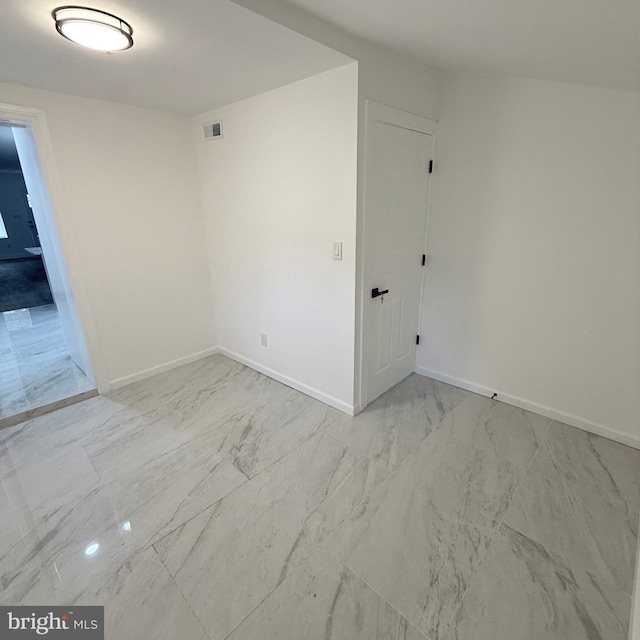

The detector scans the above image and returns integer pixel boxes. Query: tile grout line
[132,406,339,561]
[9,360,570,638]
[149,544,214,640]
[151,512,309,640]
[79,394,227,483]
[142,476,249,555]
[487,418,554,542]
[326,548,433,640]
[166,391,436,638]
[302,435,436,638]
[502,423,640,603]
[82,441,105,482]
[217,407,343,489]
[300,391,481,640]
[219,585,283,640]
[439,417,555,637]
[495,417,555,534]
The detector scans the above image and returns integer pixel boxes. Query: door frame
[356,100,438,412]
[0,102,109,392]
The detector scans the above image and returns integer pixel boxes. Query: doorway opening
[0,122,96,424]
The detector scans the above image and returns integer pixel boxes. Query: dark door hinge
[428,160,433,174]
[421,254,426,266]
[416,335,420,345]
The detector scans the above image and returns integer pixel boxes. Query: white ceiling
[279,0,640,93]
[0,0,352,115]
[1,0,636,119]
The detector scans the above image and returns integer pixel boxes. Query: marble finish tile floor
[1,353,638,640]
[0,304,95,422]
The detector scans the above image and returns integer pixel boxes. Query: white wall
[195,63,359,411]
[0,82,216,389]
[231,0,439,119]
[230,1,441,411]
[419,72,640,445]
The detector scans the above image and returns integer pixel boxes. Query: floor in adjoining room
[1,353,638,640]
[0,257,54,313]
[0,304,95,421]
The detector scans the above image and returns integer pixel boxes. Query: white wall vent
[204,121,223,140]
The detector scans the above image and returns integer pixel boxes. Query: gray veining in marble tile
[103,436,247,547]
[503,421,640,594]
[0,389,99,430]
[0,393,134,457]
[77,384,245,481]
[432,393,552,457]
[0,355,638,640]
[416,395,552,531]
[75,547,209,640]
[153,432,357,640]
[0,437,102,573]
[154,480,306,639]
[0,433,246,607]
[80,359,331,482]
[320,446,493,640]
[140,355,248,423]
[0,305,95,422]
[210,388,343,479]
[79,403,195,481]
[302,447,392,546]
[0,484,129,604]
[0,437,100,518]
[325,373,469,473]
[120,353,344,481]
[316,394,554,639]
[226,544,428,640]
[0,370,31,416]
[446,523,630,640]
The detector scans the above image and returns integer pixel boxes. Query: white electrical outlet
[260,334,268,347]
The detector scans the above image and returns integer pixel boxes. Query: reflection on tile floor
[1,354,638,640]
[0,304,95,420]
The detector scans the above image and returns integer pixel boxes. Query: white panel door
[366,120,432,403]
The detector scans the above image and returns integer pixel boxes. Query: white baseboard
[216,346,356,415]
[109,347,220,390]
[107,345,357,415]
[105,352,639,448]
[416,366,640,451]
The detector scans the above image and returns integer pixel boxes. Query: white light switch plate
[333,242,342,260]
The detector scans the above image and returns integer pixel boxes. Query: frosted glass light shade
[53,6,133,52]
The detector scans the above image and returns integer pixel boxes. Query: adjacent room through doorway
[0,122,95,424]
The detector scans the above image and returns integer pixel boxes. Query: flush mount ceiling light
[52,6,134,52]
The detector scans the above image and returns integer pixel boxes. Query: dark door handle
[371,287,390,299]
